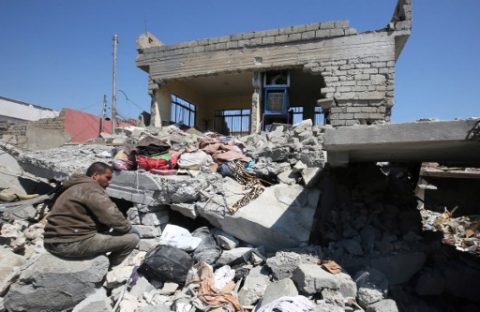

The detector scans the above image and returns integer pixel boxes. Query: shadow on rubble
[308,163,480,312]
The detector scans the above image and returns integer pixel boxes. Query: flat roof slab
[323,119,480,165]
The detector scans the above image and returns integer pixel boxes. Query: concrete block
[363,68,378,74]
[72,288,112,312]
[301,31,316,40]
[292,263,339,294]
[320,21,335,29]
[140,211,169,226]
[354,74,370,80]
[5,254,108,312]
[243,32,256,40]
[170,203,197,219]
[216,247,253,266]
[262,36,275,45]
[248,38,262,46]
[226,41,238,49]
[260,278,298,307]
[288,33,302,41]
[315,29,330,38]
[238,266,271,306]
[305,22,321,31]
[274,35,288,43]
[198,184,320,250]
[334,20,349,28]
[366,299,399,312]
[291,25,307,33]
[138,238,161,252]
[330,29,345,36]
[132,225,162,238]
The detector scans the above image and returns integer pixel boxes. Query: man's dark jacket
[44,174,131,243]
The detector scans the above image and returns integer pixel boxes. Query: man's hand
[130,227,141,237]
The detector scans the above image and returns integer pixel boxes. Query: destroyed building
[2,0,480,311]
[136,0,411,132]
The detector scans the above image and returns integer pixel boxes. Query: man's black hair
[86,162,113,177]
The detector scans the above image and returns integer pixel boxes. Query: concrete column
[148,78,168,128]
[251,72,262,134]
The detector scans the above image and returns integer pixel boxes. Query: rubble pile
[419,206,480,255]
[1,121,480,311]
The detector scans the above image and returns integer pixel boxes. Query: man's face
[91,169,113,189]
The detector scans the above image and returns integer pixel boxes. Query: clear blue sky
[1,0,479,122]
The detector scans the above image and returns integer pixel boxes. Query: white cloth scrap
[160,224,202,251]
[256,295,315,312]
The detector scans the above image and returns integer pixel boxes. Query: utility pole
[111,33,118,133]
[99,94,108,135]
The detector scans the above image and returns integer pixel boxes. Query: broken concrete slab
[238,266,271,306]
[266,251,302,280]
[366,299,399,312]
[169,203,197,219]
[216,247,252,266]
[335,272,357,299]
[132,225,162,238]
[212,228,239,250]
[105,265,134,289]
[355,267,388,307]
[4,254,109,312]
[72,287,113,312]
[0,247,26,296]
[140,211,169,226]
[324,119,480,166]
[301,167,322,187]
[138,238,161,252]
[198,184,320,250]
[320,288,345,309]
[292,263,340,294]
[260,278,298,308]
[129,276,155,298]
[266,248,322,280]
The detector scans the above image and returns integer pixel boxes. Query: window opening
[214,108,251,136]
[170,95,196,127]
[289,107,304,124]
[314,106,326,125]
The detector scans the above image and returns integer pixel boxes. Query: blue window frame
[170,95,196,127]
[289,107,304,124]
[263,87,288,115]
[314,106,325,125]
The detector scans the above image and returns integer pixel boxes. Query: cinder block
[334,20,349,28]
[315,29,330,38]
[301,31,316,40]
[354,74,370,81]
[288,33,302,41]
[329,29,345,37]
[275,35,289,43]
[242,32,255,40]
[355,64,370,69]
[226,41,239,49]
[363,68,378,74]
[262,36,275,45]
[320,21,335,29]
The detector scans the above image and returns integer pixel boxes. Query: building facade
[136,0,411,134]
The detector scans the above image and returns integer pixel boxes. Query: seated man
[44,162,139,266]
